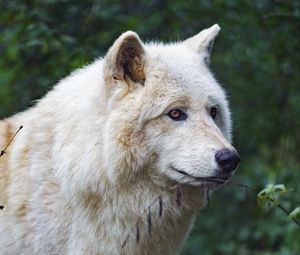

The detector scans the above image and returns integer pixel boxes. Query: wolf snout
[215,149,240,173]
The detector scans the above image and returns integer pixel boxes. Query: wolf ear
[184,24,221,64]
[104,31,145,85]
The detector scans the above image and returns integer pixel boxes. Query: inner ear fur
[104,31,145,85]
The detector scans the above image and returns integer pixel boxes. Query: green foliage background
[0,0,299,254]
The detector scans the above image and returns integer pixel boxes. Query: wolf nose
[215,149,240,173]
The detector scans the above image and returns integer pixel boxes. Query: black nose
[215,149,240,173]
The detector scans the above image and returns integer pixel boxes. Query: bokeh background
[0,0,299,254]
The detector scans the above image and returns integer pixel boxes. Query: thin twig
[227,180,300,227]
[175,186,182,206]
[0,125,23,158]
[136,222,140,243]
[0,125,23,210]
[158,195,163,217]
[121,234,129,249]
[264,194,300,227]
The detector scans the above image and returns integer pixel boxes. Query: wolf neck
[76,172,206,254]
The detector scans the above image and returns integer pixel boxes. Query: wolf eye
[210,106,218,119]
[167,109,187,121]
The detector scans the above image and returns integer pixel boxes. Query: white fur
[0,25,237,255]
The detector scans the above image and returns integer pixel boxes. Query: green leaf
[257,184,290,200]
[289,207,300,219]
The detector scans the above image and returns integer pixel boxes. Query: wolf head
[102,25,240,187]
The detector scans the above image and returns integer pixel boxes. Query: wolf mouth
[170,166,229,184]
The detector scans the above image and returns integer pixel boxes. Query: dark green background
[0,1,299,254]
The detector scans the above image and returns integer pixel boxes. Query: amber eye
[167,109,187,121]
[210,106,218,119]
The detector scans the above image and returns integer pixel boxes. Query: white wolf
[0,24,240,255]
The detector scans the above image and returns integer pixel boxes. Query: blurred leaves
[257,184,300,227]
[258,184,290,206]
[289,207,300,220]
[0,0,299,254]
